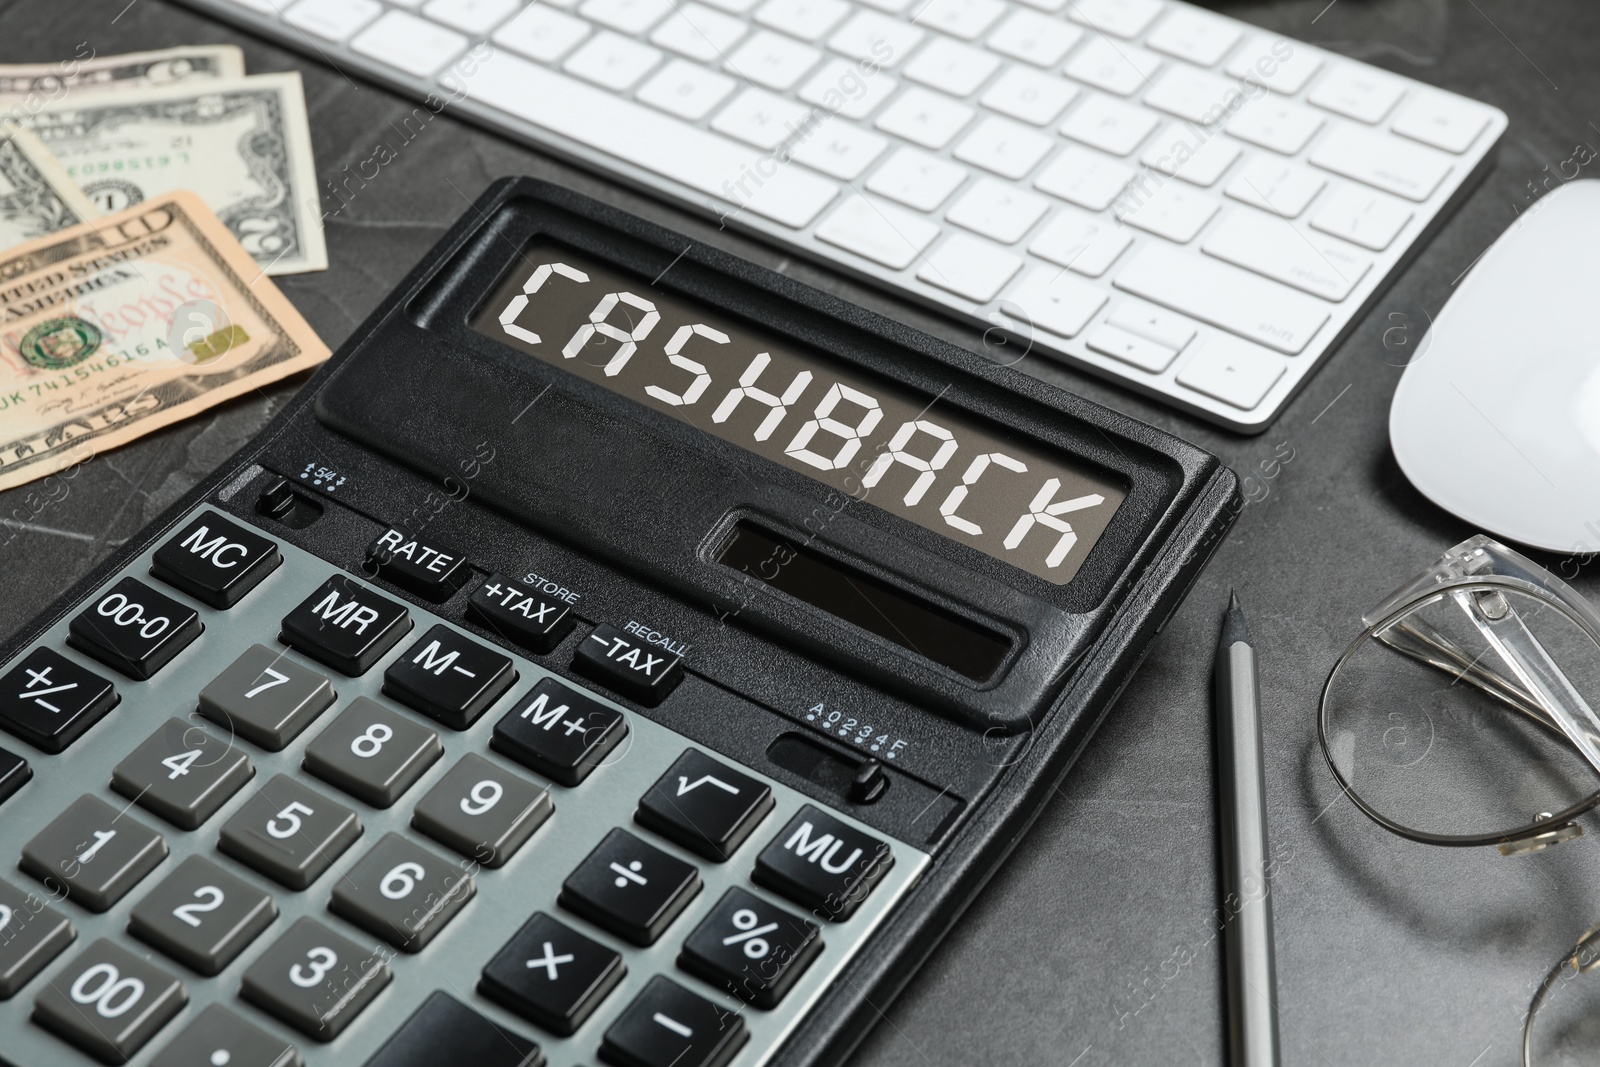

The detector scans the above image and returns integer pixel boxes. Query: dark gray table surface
[4,1,1598,1063]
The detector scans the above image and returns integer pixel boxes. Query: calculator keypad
[302,698,441,808]
[112,718,254,831]
[328,833,473,952]
[20,796,168,912]
[128,856,277,976]
[240,917,390,1041]
[217,776,361,891]
[0,505,925,1067]
[68,577,203,680]
[0,648,118,754]
[198,645,336,752]
[33,938,187,1062]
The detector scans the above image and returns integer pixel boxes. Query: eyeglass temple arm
[1374,620,1564,736]
[1452,589,1600,777]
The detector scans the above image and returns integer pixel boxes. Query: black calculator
[0,179,1238,1067]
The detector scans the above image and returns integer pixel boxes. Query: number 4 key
[111,718,254,831]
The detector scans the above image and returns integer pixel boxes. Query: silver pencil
[1214,591,1281,1067]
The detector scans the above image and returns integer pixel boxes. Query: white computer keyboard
[183,0,1506,431]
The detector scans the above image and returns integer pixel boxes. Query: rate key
[366,527,470,602]
[468,574,575,654]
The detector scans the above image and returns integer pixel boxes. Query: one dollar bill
[0,45,246,106]
[0,191,331,492]
[0,124,100,248]
[28,72,327,275]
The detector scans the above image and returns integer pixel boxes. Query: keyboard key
[955,116,1053,179]
[422,0,521,33]
[1107,301,1198,353]
[1224,156,1326,218]
[947,176,1049,242]
[801,66,898,128]
[21,796,166,912]
[284,0,382,41]
[573,623,684,705]
[1308,63,1406,124]
[469,575,576,655]
[0,746,26,805]
[149,1004,299,1067]
[1142,64,1244,126]
[724,30,821,91]
[493,2,592,62]
[240,917,390,1041]
[351,10,467,78]
[1310,124,1452,202]
[757,0,850,40]
[365,527,470,603]
[449,50,838,228]
[69,577,202,680]
[788,117,888,179]
[412,753,552,867]
[0,647,116,753]
[493,676,629,786]
[980,66,1077,126]
[985,10,1080,67]
[678,887,821,1007]
[1227,96,1324,156]
[1067,0,1162,38]
[565,30,663,91]
[874,85,973,149]
[303,698,442,807]
[1141,123,1241,186]
[1309,183,1413,251]
[1116,181,1218,243]
[1028,206,1132,277]
[1006,267,1108,338]
[330,833,473,952]
[1115,245,1329,354]
[1063,36,1161,97]
[1392,90,1495,153]
[128,856,276,976]
[33,939,186,1062]
[384,625,516,730]
[815,193,941,269]
[638,59,738,120]
[711,87,813,150]
[1177,335,1287,410]
[1145,6,1241,67]
[1086,322,1178,373]
[910,0,1003,39]
[827,11,923,66]
[917,233,1022,301]
[600,975,747,1067]
[753,805,893,920]
[365,991,542,1067]
[635,749,774,861]
[903,38,999,97]
[198,644,337,751]
[111,718,254,830]
[651,2,748,60]
[1059,93,1159,156]
[560,829,700,945]
[1033,144,1135,211]
[0,878,74,998]
[150,510,280,608]
[1204,209,1372,301]
[1227,35,1323,95]
[864,147,966,211]
[218,775,361,891]
[581,0,672,33]
[280,575,412,676]
[480,911,625,1035]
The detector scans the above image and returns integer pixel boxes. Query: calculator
[0,179,1238,1067]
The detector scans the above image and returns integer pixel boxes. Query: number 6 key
[330,833,475,952]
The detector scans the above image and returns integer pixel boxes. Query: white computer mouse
[1390,178,1600,554]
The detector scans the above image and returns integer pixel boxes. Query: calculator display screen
[470,243,1126,584]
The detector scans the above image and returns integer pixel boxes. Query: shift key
[1114,245,1329,355]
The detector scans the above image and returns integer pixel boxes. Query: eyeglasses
[1317,534,1600,1064]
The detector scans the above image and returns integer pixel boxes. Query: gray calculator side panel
[0,507,928,1067]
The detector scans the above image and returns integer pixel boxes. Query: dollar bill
[0,124,100,248]
[0,45,246,106]
[27,72,327,275]
[0,190,331,492]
